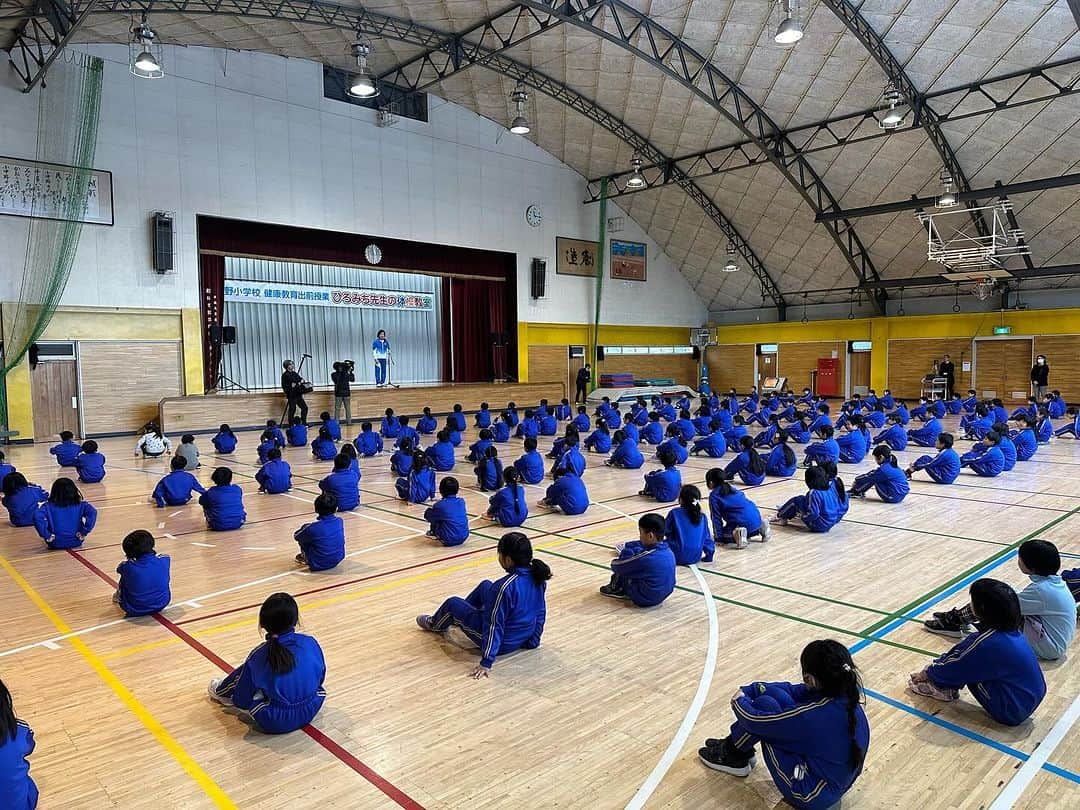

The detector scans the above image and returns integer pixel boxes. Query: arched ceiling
[5,0,1079,313]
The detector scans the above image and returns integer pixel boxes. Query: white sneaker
[207,679,233,706]
[759,522,772,542]
[733,526,748,549]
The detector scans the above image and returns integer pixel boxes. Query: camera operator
[282,359,309,424]
[332,359,355,426]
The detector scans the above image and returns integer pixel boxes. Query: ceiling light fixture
[878,83,908,130]
[774,0,804,45]
[509,84,530,135]
[626,155,646,189]
[347,34,379,98]
[936,168,958,208]
[129,18,163,79]
[723,242,739,272]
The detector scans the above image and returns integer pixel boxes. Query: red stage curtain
[199,253,225,392]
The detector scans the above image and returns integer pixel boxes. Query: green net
[0,52,104,431]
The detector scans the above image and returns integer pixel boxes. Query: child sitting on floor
[850,445,910,503]
[600,513,676,608]
[665,485,714,565]
[723,436,766,487]
[311,426,338,462]
[538,469,589,516]
[484,467,528,528]
[771,465,845,533]
[396,450,436,505]
[286,416,308,447]
[1,473,47,527]
[906,432,960,484]
[475,445,503,492]
[640,447,682,503]
[514,437,545,485]
[114,529,171,616]
[75,441,106,484]
[50,430,80,467]
[765,431,798,478]
[211,423,237,454]
[33,477,97,550]
[198,468,246,531]
[960,430,1005,477]
[154,456,208,505]
[319,454,360,512]
[424,477,470,546]
[706,468,769,549]
[353,421,383,457]
[294,494,345,571]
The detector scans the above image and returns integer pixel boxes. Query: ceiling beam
[1068,0,1080,29]
[856,263,1080,291]
[815,172,1080,223]
[8,0,100,92]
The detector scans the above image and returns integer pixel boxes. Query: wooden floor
[2,411,1079,809]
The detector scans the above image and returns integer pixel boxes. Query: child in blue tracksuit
[428,430,457,472]
[211,424,237,454]
[990,399,1010,426]
[33,477,97,549]
[665,485,714,564]
[475,402,492,429]
[658,427,690,465]
[294,494,345,571]
[154,456,209,505]
[699,639,869,810]
[0,680,39,810]
[209,593,326,733]
[642,413,665,445]
[484,468,528,528]
[909,397,931,422]
[467,429,494,464]
[380,408,400,439]
[851,445,910,503]
[257,431,278,464]
[836,418,868,464]
[50,430,81,466]
[417,532,549,678]
[584,421,612,454]
[1011,397,1037,422]
[0,451,14,484]
[906,432,961,484]
[395,416,419,450]
[908,416,943,448]
[1048,391,1067,419]
[908,578,1046,726]
[540,469,589,516]
[1036,409,1053,443]
[320,455,360,511]
[993,423,1017,471]
[311,427,338,461]
[1010,416,1038,460]
[353,422,384,457]
[475,446,504,492]
[946,394,963,415]
[396,450,437,504]
[514,437,546,485]
[607,431,644,469]
[450,404,467,433]
[2,473,48,527]
[75,441,106,484]
[691,421,727,458]
[573,406,592,433]
[199,467,247,530]
[425,477,470,546]
[752,417,779,449]
[555,399,572,421]
[962,406,994,440]
[601,513,676,607]
[706,468,769,548]
[491,417,511,443]
[873,413,908,451]
[417,407,438,435]
[787,417,812,444]
[961,389,978,413]
[640,448,682,502]
[390,438,416,477]
[515,409,538,440]
[674,410,697,441]
[960,431,1005,477]
[766,432,799,477]
[1055,407,1080,438]
[505,402,520,428]
[723,436,767,486]
[773,465,845,533]
[255,448,292,494]
[552,440,586,479]
[286,416,308,447]
[864,404,886,429]
[114,530,171,616]
[802,425,840,466]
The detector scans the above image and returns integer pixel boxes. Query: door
[31,359,80,440]
[849,351,871,395]
[569,351,585,399]
[758,352,777,390]
[974,338,1033,403]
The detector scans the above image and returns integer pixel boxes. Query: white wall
[0,46,707,327]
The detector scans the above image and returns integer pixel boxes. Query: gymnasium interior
[0,1,1079,807]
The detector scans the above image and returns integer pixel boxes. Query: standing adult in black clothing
[1031,354,1050,400]
[331,360,355,426]
[575,363,591,404]
[281,359,309,424]
[938,354,956,398]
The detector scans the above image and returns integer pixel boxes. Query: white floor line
[988,694,1080,809]
[190,542,216,548]
[343,531,427,559]
[157,522,166,529]
[162,533,176,539]
[590,500,639,524]
[624,564,719,810]
[240,546,277,551]
[168,510,184,518]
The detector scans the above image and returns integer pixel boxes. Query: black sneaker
[698,739,755,776]
[599,584,628,599]
[703,738,758,767]
[924,611,973,639]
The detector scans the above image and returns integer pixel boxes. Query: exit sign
[993,326,1012,335]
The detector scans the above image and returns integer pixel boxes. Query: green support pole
[591,178,608,389]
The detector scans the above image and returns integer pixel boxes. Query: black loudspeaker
[152,212,174,273]
[209,324,222,346]
[209,325,237,346]
[530,258,546,299]
[597,345,605,361]
[692,346,701,360]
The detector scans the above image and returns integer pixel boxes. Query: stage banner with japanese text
[224,280,435,311]
[610,239,647,281]
[556,236,601,276]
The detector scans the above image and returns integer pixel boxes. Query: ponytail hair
[504,466,522,511]
[800,640,865,771]
[259,592,299,675]
[498,531,552,583]
[776,430,797,467]
[679,484,703,525]
[872,444,896,466]
[0,679,16,743]
[740,435,765,475]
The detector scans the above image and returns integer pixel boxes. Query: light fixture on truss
[936,169,957,208]
[916,198,1031,274]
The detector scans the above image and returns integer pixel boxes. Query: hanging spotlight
[509,84,530,135]
[878,83,908,130]
[626,155,646,189]
[347,34,378,98]
[936,169,958,208]
[774,0,804,45]
[129,18,163,79]
[723,242,739,272]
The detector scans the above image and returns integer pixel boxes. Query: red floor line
[64,549,426,810]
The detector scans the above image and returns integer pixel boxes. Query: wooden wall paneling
[528,345,569,385]
[777,341,846,396]
[31,360,78,440]
[849,352,871,393]
[887,338,973,400]
[79,342,183,435]
[974,339,1033,403]
[1034,335,1080,403]
[597,354,697,386]
[705,344,755,393]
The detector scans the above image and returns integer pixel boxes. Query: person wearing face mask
[1030,355,1049,400]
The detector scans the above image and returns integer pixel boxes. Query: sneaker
[907,678,960,702]
[733,526,748,549]
[599,585,629,599]
[294,552,307,565]
[698,739,755,776]
[769,515,789,526]
[758,522,772,543]
[703,738,758,767]
[207,679,233,706]
[415,614,436,631]
[924,616,975,638]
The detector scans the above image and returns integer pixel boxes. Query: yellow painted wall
[517,321,692,382]
[709,309,1080,392]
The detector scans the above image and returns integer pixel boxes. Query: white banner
[223,280,435,311]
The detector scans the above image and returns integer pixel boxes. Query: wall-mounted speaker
[152,212,174,274]
[692,346,701,360]
[530,258,547,299]
[597,345,606,361]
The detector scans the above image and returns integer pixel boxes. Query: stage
[159,380,566,434]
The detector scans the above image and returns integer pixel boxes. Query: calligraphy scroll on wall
[0,155,114,225]
[556,236,600,277]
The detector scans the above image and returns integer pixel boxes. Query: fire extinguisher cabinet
[816,357,840,397]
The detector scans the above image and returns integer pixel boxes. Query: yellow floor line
[0,552,238,810]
